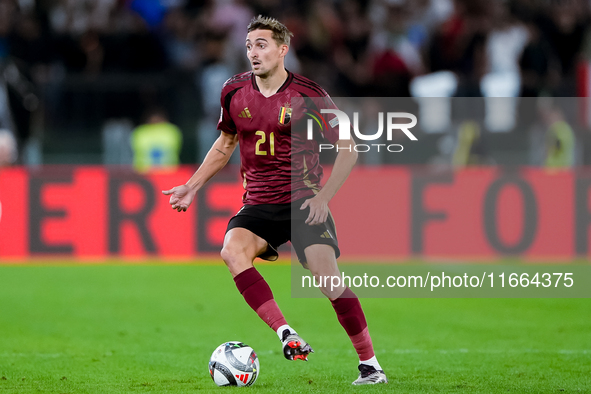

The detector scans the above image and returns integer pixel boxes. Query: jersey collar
[251,70,294,94]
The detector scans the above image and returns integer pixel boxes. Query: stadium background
[2,0,591,259]
[1,0,591,167]
[0,0,590,393]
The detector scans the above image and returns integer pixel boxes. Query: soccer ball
[208,341,260,387]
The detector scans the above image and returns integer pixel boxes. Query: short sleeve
[217,88,237,135]
[319,94,340,144]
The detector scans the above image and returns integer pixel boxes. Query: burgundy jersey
[217,71,339,205]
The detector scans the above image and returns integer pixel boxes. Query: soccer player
[162,15,387,385]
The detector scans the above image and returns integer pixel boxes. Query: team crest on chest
[278,105,292,125]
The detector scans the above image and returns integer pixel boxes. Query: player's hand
[300,196,329,226]
[162,185,196,212]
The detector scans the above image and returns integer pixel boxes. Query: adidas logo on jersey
[320,231,332,239]
[238,108,252,118]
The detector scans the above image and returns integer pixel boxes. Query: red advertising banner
[0,165,587,261]
[328,167,576,260]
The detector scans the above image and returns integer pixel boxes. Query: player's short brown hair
[247,15,293,47]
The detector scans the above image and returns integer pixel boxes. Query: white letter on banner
[387,113,418,141]
[353,112,383,141]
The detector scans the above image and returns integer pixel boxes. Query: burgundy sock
[233,267,287,332]
[331,287,375,361]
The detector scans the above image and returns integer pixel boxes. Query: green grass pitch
[0,262,589,393]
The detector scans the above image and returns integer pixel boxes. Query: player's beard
[253,63,278,79]
[253,68,269,78]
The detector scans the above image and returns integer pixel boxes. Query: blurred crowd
[1,0,591,166]
[0,0,588,92]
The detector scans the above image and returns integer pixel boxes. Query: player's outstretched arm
[162,131,239,212]
[301,138,358,225]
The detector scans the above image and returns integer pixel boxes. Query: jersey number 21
[255,131,275,156]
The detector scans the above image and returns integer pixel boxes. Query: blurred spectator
[286,0,341,89]
[538,0,588,95]
[125,14,169,73]
[130,0,170,29]
[485,1,528,76]
[102,118,134,165]
[374,2,424,75]
[519,19,558,97]
[131,107,183,172]
[8,12,54,82]
[428,0,490,96]
[333,0,373,96]
[79,30,104,74]
[370,2,420,96]
[542,103,575,168]
[207,0,253,73]
[195,28,233,163]
[0,64,16,137]
[0,0,18,62]
[0,128,17,166]
[405,0,454,36]
[49,0,118,35]
[161,7,199,70]
[452,120,491,166]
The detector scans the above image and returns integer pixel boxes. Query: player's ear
[280,44,289,58]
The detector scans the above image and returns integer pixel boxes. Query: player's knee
[311,273,345,299]
[308,257,340,281]
[221,243,250,265]
[307,250,345,299]
[221,245,255,277]
[220,245,238,265]
[315,280,333,298]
